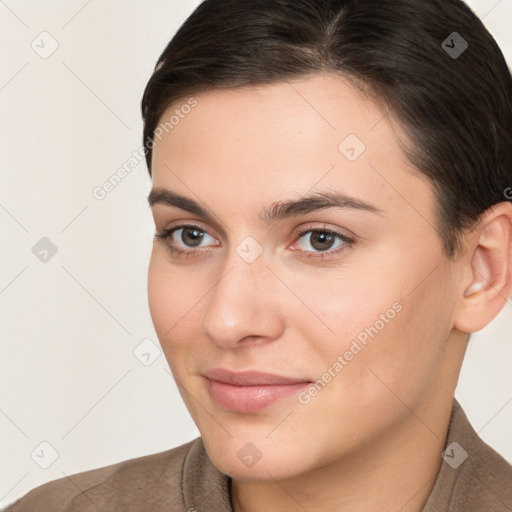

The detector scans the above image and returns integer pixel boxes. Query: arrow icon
[134,339,161,366]
[236,237,263,263]
[32,237,58,262]
[442,441,468,468]
[441,32,468,59]
[31,31,59,60]
[339,134,365,161]
[31,441,59,468]
[237,441,263,468]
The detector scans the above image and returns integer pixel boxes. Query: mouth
[202,368,311,413]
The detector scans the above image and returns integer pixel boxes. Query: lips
[202,368,309,386]
[202,368,311,413]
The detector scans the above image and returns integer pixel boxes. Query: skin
[147,72,512,512]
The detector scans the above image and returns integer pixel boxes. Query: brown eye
[180,227,205,247]
[154,224,219,258]
[292,226,354,260]
[308,231,337,251]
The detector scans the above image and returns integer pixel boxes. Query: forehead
[150,73,433,224]
[154,74,386,162]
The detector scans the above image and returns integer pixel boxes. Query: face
[147,73,463,481]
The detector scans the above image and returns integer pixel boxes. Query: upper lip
[202,368,311,386]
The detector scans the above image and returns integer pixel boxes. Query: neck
[230,396,454,512]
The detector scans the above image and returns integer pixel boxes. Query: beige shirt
[3,399,512,511]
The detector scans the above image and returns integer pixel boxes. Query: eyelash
[154,224,355,261]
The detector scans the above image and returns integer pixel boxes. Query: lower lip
[206,379,309,413]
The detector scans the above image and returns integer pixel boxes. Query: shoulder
[446,401,512,511]
[2,438,199,512]
[461,428,512,510]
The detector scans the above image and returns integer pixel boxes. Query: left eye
[293,228,352,254]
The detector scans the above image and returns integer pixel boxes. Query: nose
[201,245,284,349]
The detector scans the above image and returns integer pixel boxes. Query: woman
[5,0,512,510]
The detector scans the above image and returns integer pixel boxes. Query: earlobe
[453,203,512,334]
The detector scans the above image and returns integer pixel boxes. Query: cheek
[147,252,203,348]
[294,256,454,401]
[290,266,405,352]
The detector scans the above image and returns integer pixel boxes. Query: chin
[202,435,312,482]
[211,453,303,482]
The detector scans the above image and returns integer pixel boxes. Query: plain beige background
[1,0,511,507]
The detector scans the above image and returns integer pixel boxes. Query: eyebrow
[147,187,385,224]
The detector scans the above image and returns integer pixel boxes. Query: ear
[453,201,512,334]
